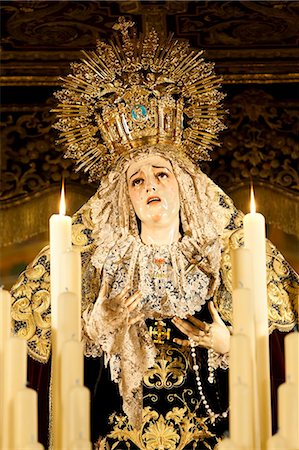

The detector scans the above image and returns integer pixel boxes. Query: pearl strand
[190,338,228,425]
[207,328,215,383]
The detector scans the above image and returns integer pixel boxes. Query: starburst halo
[53,17,226,181]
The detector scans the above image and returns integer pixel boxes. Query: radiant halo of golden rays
[53,17,226,181]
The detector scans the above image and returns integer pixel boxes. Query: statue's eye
[132,177,144,187]
[156,171,168,179]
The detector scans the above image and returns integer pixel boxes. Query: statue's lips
[147,196,161,205]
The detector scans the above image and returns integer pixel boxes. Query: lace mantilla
[85,233,221,427]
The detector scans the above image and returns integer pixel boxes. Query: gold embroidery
[99,405,215,450]
[143,344,188,390]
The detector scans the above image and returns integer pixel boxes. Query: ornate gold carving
[176,1,298,48]
[0,103,94,202]
[204,88,299,195]
[143,344,188,390]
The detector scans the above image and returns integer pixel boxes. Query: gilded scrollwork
[143,344,189,390]
[98,404,215,450]
[204,88,299,194]
[175,1,298,50]
[0,103,93,201]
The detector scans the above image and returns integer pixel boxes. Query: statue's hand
[172,301,230,355]
[101,283,144,327]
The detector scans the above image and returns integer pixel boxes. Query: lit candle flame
[250,184,256,214]
[59,180,66,215]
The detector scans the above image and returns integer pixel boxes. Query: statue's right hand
[100,283,144,326]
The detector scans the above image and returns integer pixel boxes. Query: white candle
[267,433,291,450]
[232,287,260,449]
[50,182,72,328]
[278,382,299,449]
[0,287,11,355]
[58,292,81,343]
[285,332,299,384]
[69,441,92,450]
[6,337,27,448]
[229,333,251,385]
[232,288,254,336]
[216,437,239,450]
[61,340,84,448]
[12,387,39,449]
[243,187,271,449]
[230,382,253,449]
[0,288,11,449]
[50,182,72,450]
[23,445,44,450]
[229,334,254,449]
[231,247,252,290]
[60,248,81,305]
[69,385,91,444]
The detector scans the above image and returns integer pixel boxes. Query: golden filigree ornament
[53,16,225,181]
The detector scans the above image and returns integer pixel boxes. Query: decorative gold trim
[2,73,299,86]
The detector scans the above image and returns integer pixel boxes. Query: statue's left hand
[171,301,230,355]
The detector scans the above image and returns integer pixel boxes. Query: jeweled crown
[53,17,225,180]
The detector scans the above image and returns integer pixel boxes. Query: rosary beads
[189,339,228,425]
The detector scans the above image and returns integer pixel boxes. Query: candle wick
[65,287,69,292]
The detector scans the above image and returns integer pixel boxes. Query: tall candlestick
[216,438,238,450]
[231,287,260,449]
[58,291,81,343]
[230,382,253,449]
[231,246,260,449]
[69,385,91,443]
[69,441,92,450]
[229,333,254,449]
[243,187,271,450]
[60,248,81,301]
[50,182,72,329]
[6,337,27,448]
[12,387,39,449]
[0,288,11,449]
[231,247,252,290]
[50,182,72,450]
[61,340,84,449]
[23,445,44,450]
[278,382,299,449]
[285,332,299,384]
[267,433,290,450]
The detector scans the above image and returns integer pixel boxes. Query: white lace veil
[81,145,237,428]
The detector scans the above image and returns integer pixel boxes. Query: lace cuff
[82,292,157,428]
[208,348,229,370]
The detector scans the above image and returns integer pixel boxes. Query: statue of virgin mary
[11,17,298,450]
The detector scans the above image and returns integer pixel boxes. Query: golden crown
[53,17,225,180]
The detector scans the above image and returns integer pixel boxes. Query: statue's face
[127,155,180,227]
